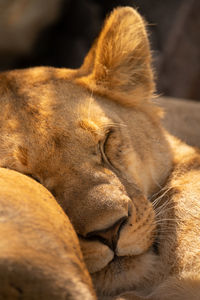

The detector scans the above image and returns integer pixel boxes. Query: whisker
[154,218,177,223]
[154,202,174,217]
[150,185,173,201]
[155,206,175,218]
[87,94,93,122]
[151,187,173,208]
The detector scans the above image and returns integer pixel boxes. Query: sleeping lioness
[0,168,96,300]
[0,6,200,300]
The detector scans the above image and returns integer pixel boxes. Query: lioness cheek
[116,203,156,256]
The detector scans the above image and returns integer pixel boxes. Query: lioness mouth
[85,216,128,251]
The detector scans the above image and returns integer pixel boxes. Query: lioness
[0,168,95,300]
[0,6,199,300]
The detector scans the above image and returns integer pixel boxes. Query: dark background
[0,0,200,100]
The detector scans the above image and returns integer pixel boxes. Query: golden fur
[0,6,199,300]
[0,168,96,299]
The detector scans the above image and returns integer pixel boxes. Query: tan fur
[0,6,199,300]
[0,168,96,299]
[77,7,155,108]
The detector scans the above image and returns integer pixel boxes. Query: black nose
[86,216,127,251]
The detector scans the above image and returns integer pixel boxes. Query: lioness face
[0,7,172,297]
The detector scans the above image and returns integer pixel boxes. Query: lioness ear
[77,7,155,106]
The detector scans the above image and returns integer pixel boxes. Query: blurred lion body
[0,168,95,299]
[0,6,199,300]
[159,96,200,148]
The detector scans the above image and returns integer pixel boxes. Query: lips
[79,200,156,276]
[79,237,114,273]
[80,223,155,274]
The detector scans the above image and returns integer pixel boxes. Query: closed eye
[99,130,115,168]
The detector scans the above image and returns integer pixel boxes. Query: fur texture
[0,6,199,300]
[0,168,96,299]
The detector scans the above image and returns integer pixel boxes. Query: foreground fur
[0,168,95,300]
[0,6,199,300]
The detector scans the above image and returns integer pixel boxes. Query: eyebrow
[79,119,104,138]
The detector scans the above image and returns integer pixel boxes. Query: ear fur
[76,7,155,107]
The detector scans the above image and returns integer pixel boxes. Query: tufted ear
[77,7,155,107]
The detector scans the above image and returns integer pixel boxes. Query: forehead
[58,81,113,139]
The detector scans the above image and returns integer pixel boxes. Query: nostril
[86,216,128,251]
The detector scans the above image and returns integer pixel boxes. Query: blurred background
[0,0,199,100]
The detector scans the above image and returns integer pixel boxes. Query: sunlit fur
[0,6,199,300]
[0,168,95,299]
[77,7,155,108]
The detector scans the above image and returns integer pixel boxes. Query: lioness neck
[165,132,198,166]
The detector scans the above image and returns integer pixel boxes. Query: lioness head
[0,7,172,297]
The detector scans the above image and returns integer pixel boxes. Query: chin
[91,250,157,297]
